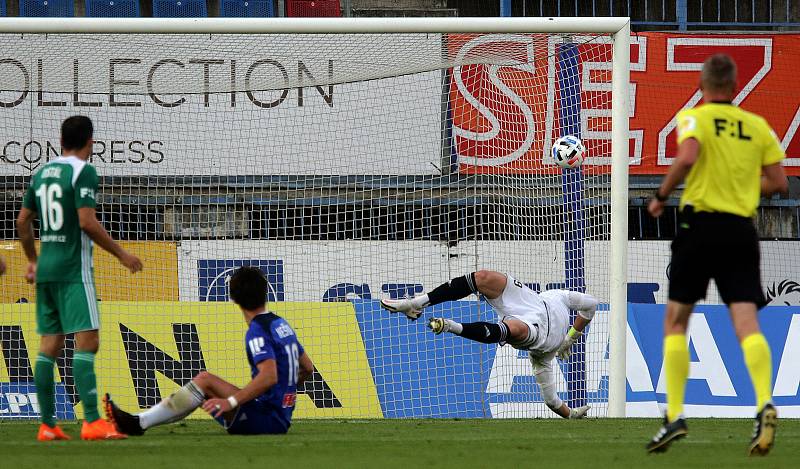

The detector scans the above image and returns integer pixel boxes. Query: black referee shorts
[668,208,767,308]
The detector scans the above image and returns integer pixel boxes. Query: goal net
[0,18,629,420]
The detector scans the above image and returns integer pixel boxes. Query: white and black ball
[552,135,586,169]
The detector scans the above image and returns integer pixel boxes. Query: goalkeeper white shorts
[486,274,570,354]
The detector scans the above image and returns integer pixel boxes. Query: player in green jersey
[17,116,143,441]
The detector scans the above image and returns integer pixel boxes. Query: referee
[645,54,787,455]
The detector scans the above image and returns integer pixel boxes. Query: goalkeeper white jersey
[485,274,571,354]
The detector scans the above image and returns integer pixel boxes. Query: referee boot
[646,415,688,454]
[748,403,777,456]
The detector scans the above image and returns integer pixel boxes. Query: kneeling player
[105,266,313,435]
[381,270,596,419]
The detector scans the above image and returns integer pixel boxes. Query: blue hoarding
[352,300,800,418]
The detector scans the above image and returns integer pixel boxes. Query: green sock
[35,353,57,427]
[73,351,100,422]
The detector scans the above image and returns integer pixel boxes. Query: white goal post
[0,17,629,419]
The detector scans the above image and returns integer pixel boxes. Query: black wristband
[654,190,668,202]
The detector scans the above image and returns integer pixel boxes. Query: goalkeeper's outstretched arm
[556,291,598,361]
[539,291,598,419]
[532,356,591,419]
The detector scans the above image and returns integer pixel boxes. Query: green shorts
[36,282,100,335]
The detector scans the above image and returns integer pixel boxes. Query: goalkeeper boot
[646,415,687,453]
[380,298,422,321]
[37,423,71,441]
[569,405,591,419]
[104,393,145,436]
[748,402,777,456]
[80,418,127,440]
[427,318,454,334]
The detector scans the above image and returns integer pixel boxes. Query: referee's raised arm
[646,53,787,456]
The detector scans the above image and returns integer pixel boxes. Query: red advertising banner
[450,33,800,175]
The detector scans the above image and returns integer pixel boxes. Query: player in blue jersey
[103,266,313,435]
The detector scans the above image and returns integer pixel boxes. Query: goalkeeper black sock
[424,273,478,306]
[455,321,508,344]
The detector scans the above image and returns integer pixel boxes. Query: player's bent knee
[39,335,66,356]
[74,331,100,353]
[474,270,505,294]
[473,270,491,292]
[474,270,491,285]
[504,319,530,343]
[504,319,537,349]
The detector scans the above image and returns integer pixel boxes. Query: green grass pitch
[1,419,798,468]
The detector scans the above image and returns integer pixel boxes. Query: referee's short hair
[61,116,94,151]
[701,54,737,94]
[229,266,268,310]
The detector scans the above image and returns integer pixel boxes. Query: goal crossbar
[0,17,630,35]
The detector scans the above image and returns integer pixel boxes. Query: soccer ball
[552,135,586,169]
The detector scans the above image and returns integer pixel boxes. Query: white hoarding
[629,240,800,306]
[176,240,615,303]
[0,34,442,176]
[177,239,800,306]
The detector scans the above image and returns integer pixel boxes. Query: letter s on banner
[448,33,553,173]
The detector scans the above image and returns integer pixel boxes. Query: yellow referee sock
[741,333,773,411]
[664,334,689,422]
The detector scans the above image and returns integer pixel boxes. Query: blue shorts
[214,401,290,435]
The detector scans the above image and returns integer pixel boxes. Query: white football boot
[380,298,423,320]
[569,405,591,419]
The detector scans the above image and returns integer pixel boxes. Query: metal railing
[627,202,800,240]
[505,0,800,29]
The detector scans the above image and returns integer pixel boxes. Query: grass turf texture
[1,419,798,468]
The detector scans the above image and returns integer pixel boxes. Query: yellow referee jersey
[675,102,785,217]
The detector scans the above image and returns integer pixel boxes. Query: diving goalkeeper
[381,270,596,419]
[104,266,313,435]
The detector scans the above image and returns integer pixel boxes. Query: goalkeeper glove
[569,405,591,419]
[556,327,582,361]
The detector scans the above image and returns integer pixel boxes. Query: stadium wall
[3,301,799,419]
[3,240,800,419]
[176,240,800,306]
[0,240,178,304]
